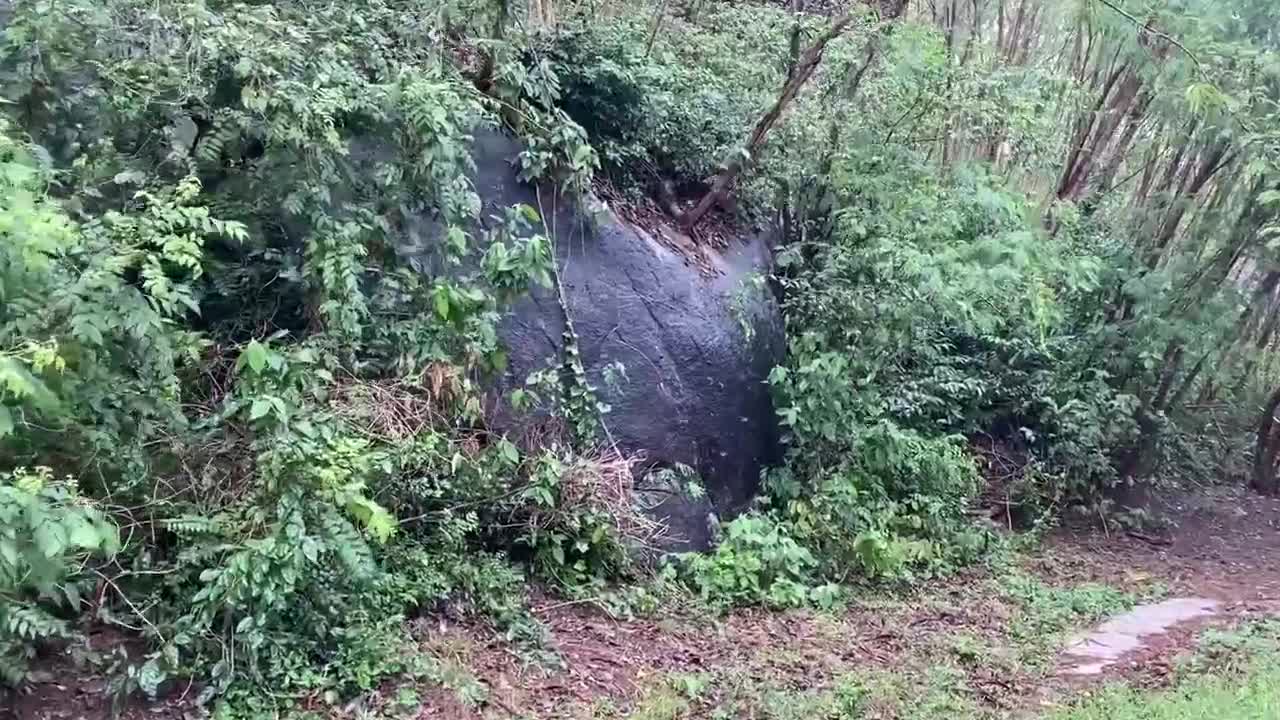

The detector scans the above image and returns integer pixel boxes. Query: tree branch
[1093,0,1201,72]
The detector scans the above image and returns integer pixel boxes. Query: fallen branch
[1126,530,1174,547]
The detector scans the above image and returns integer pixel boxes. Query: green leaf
[33,518,68,559]
[67,514,104,550]
[96,518,121,556]
[510,388,528,410]
[0,539,18,570]
[433,289,450,320]
[241,340,268,374]
[345,496,397,544]
[249,398,272,420]
[499,439,520,464]
[1259,190,1280,207]
[268,396,287,419]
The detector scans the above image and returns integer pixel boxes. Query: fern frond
[2,603,69,643]
[315,506,376,582]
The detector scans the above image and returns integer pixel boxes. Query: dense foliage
[4,0,1280,713]
[0,0,605,710]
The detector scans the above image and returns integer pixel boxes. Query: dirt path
[1025,485,1280,702]
[418,485,1280,718]
[1034,485,1280,604]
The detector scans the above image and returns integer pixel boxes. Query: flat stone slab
[1061,597,1221,676]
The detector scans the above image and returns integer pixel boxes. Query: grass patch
[617,665,982,720]
[999,571,1134,668]
[1054,663,1280,719]
[1050,622,1280,719]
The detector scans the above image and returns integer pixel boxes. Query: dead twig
[1126,530,1174,547]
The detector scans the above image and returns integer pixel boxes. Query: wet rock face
[466,131,785,549]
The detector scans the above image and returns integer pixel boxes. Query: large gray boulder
[427,132,785,549]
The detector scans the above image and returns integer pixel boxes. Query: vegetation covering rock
[443,130,785,550]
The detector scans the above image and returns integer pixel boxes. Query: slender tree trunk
[1153,118,1200,197]
[1014,3,1041,65]
[646,0,672,57]
[1076,28,1097,83]
[529,0,556,30]
[1092,101,1148,194]
[940,0,961,168]
[1004,0,1029,62]
[1055,57,1127,202]
[785,0,806,79]
[1253,386,1280,495]
[944,0,960,56]
[959,0,981,66]
[1166,349,1212,411]
[1135,139,1163,203]
[682,0,911,230]
[1149,141,1235,264]
[996,0,1005,50]
[1151,343,1185,413]
[1209,269,1280,403]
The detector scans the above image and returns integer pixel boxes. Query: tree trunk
[959,0,981,66]
[1014,2,1041,65]
[785,0,806,80]
[1135,142,1161,203]
[646,0,673,57]
[682,0,911,230]
[1089,85,1154,198]
[1253,386,1280,495]
[1004,0,1029,63]
[1054,56,1127,202]
[996,0,1005,50]
[1151,343,1185,413]
[529,0,556,30]
[1166,349,1212,411]
[1149,140,1235,265]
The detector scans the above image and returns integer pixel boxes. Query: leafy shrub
[667,513,819,609]
[541,5,802,206]
[768,422,986,580]
[543,27,671,176]
[0,0,632,708]
[514,449,669,590]
[768,139,1174,539]
[0,467,119,684]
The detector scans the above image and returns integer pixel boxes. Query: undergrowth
[1000,572,1134,668]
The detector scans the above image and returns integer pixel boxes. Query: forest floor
[10,484,1280,720]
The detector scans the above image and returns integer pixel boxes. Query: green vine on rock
[553,246,605,446]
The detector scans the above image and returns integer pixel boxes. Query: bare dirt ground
[8,485,1279,720]
[408,484,1280,719]
[1036,484,1280,603]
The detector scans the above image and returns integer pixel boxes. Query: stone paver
[1061,598,1222,675]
